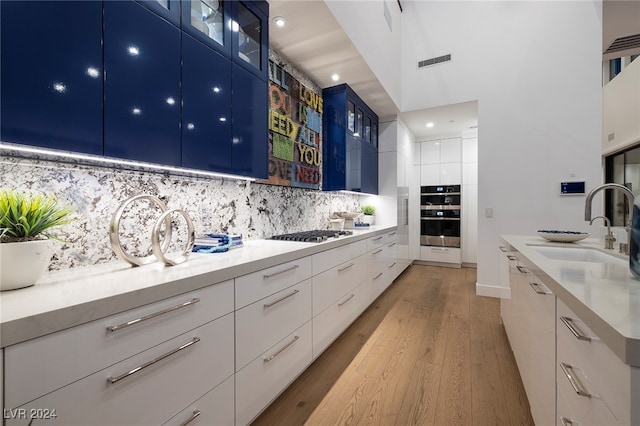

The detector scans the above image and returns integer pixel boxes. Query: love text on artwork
[299,85,323,113]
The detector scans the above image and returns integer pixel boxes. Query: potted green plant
[361,205,376,225]
[0,190,73,291]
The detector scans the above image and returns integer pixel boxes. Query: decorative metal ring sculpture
[109,194,194,267]
[151,209,195,266]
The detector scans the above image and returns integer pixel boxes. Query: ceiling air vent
[604,33,640,55]
[417,54,452,69]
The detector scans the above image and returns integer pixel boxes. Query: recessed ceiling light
[426,122,434,128]
[274,16,286,27]
[331,74,340,82]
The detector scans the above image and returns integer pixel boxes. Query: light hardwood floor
[252,265,534,426]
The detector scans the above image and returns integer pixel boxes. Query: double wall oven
[420,185,461,248]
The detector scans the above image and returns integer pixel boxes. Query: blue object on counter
[193,234,243,253]
[354,222,370,227]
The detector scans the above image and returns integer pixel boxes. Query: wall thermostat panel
[560,181,585,195]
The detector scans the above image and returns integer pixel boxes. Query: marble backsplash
[0,156,360,271]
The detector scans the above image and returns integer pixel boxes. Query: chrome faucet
[584,183,634,254]
[589,215,616,249]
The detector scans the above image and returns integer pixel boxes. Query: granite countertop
[502,234,640,368]
[0,226,397,348]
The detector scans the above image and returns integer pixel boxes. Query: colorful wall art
[262,60,323,189]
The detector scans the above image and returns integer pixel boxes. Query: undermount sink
[528,244,627,265]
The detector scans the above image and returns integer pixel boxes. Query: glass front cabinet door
[231,1,269,81]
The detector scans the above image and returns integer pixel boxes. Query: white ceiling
[268,0,637,141]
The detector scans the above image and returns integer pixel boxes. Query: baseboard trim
[476,283,510,299]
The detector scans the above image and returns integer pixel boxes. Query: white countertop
[0,226,396,348]
[502,235,640,367]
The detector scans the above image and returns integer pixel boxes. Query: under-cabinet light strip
[0,142,256,182]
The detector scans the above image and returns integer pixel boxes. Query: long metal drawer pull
[388,242,397,247]
[108,337,200,384]
[263,264,299,279]
[388,232,396,236]
[507,255,517,260]
[263,289,300,308]
[372,236,383,241]
[372,249,383,255]
[529,282,551,295]
[560,363,591,397]
[516,265,528,274]
[560,316,591,341]
[107,298,200,333]
[373,272,383,280]
[499,246,508,253]
[338,293,356,306]
[179,410,201,426]
[388,262,397,269]
[264,336,299,363]
[338,262,355,272]
[559,417,574,426]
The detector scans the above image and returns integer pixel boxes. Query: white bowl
[537,230,590,243]
[334,211,362,220]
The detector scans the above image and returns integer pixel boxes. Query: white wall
[398,1,603,296]
[324,0,402,108]
[603,57,640,154]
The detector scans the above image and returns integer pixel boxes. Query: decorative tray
[537,229,590,243]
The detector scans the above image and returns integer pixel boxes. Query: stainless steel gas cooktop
[270,230,353,243]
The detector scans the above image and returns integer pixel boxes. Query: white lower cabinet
[4,280,234,409]
[501,252,555,426]
[163,376,234,426]
[1,230,404,426]
[6,314,234,426]
[501,242,640,426]
[235,321,313,426]
[419,246,461,264]
[312,282,367,358]
[556,298,627,425]
[235,279,312,371]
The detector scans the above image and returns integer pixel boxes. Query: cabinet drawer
[236,321,313,426]
[368,262,395,301]
[4,280,234,408]
[312,240,367,274]
[365,232,397,253]
[7,314,234,426]
[163,375,234,426]
[557,359,620,426]
[313,282,367,359]
[236,279,312,371]
[557,299,630,422]
[419,246,461,264]
[235,256,312,309]
[312,255,367,316]
[366,234,387,251]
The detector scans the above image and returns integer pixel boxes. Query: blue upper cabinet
[0,1,103,155]
[181,0,231,57]
[322,84,379,194]
[182,34,233,173]
[231,1,269,81]
[232,63,268,178]
[104,1,182,166]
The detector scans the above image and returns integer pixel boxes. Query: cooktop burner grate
[270,230,353,243]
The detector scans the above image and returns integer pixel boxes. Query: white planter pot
[362,215,375,225]
[0,239,52,291]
